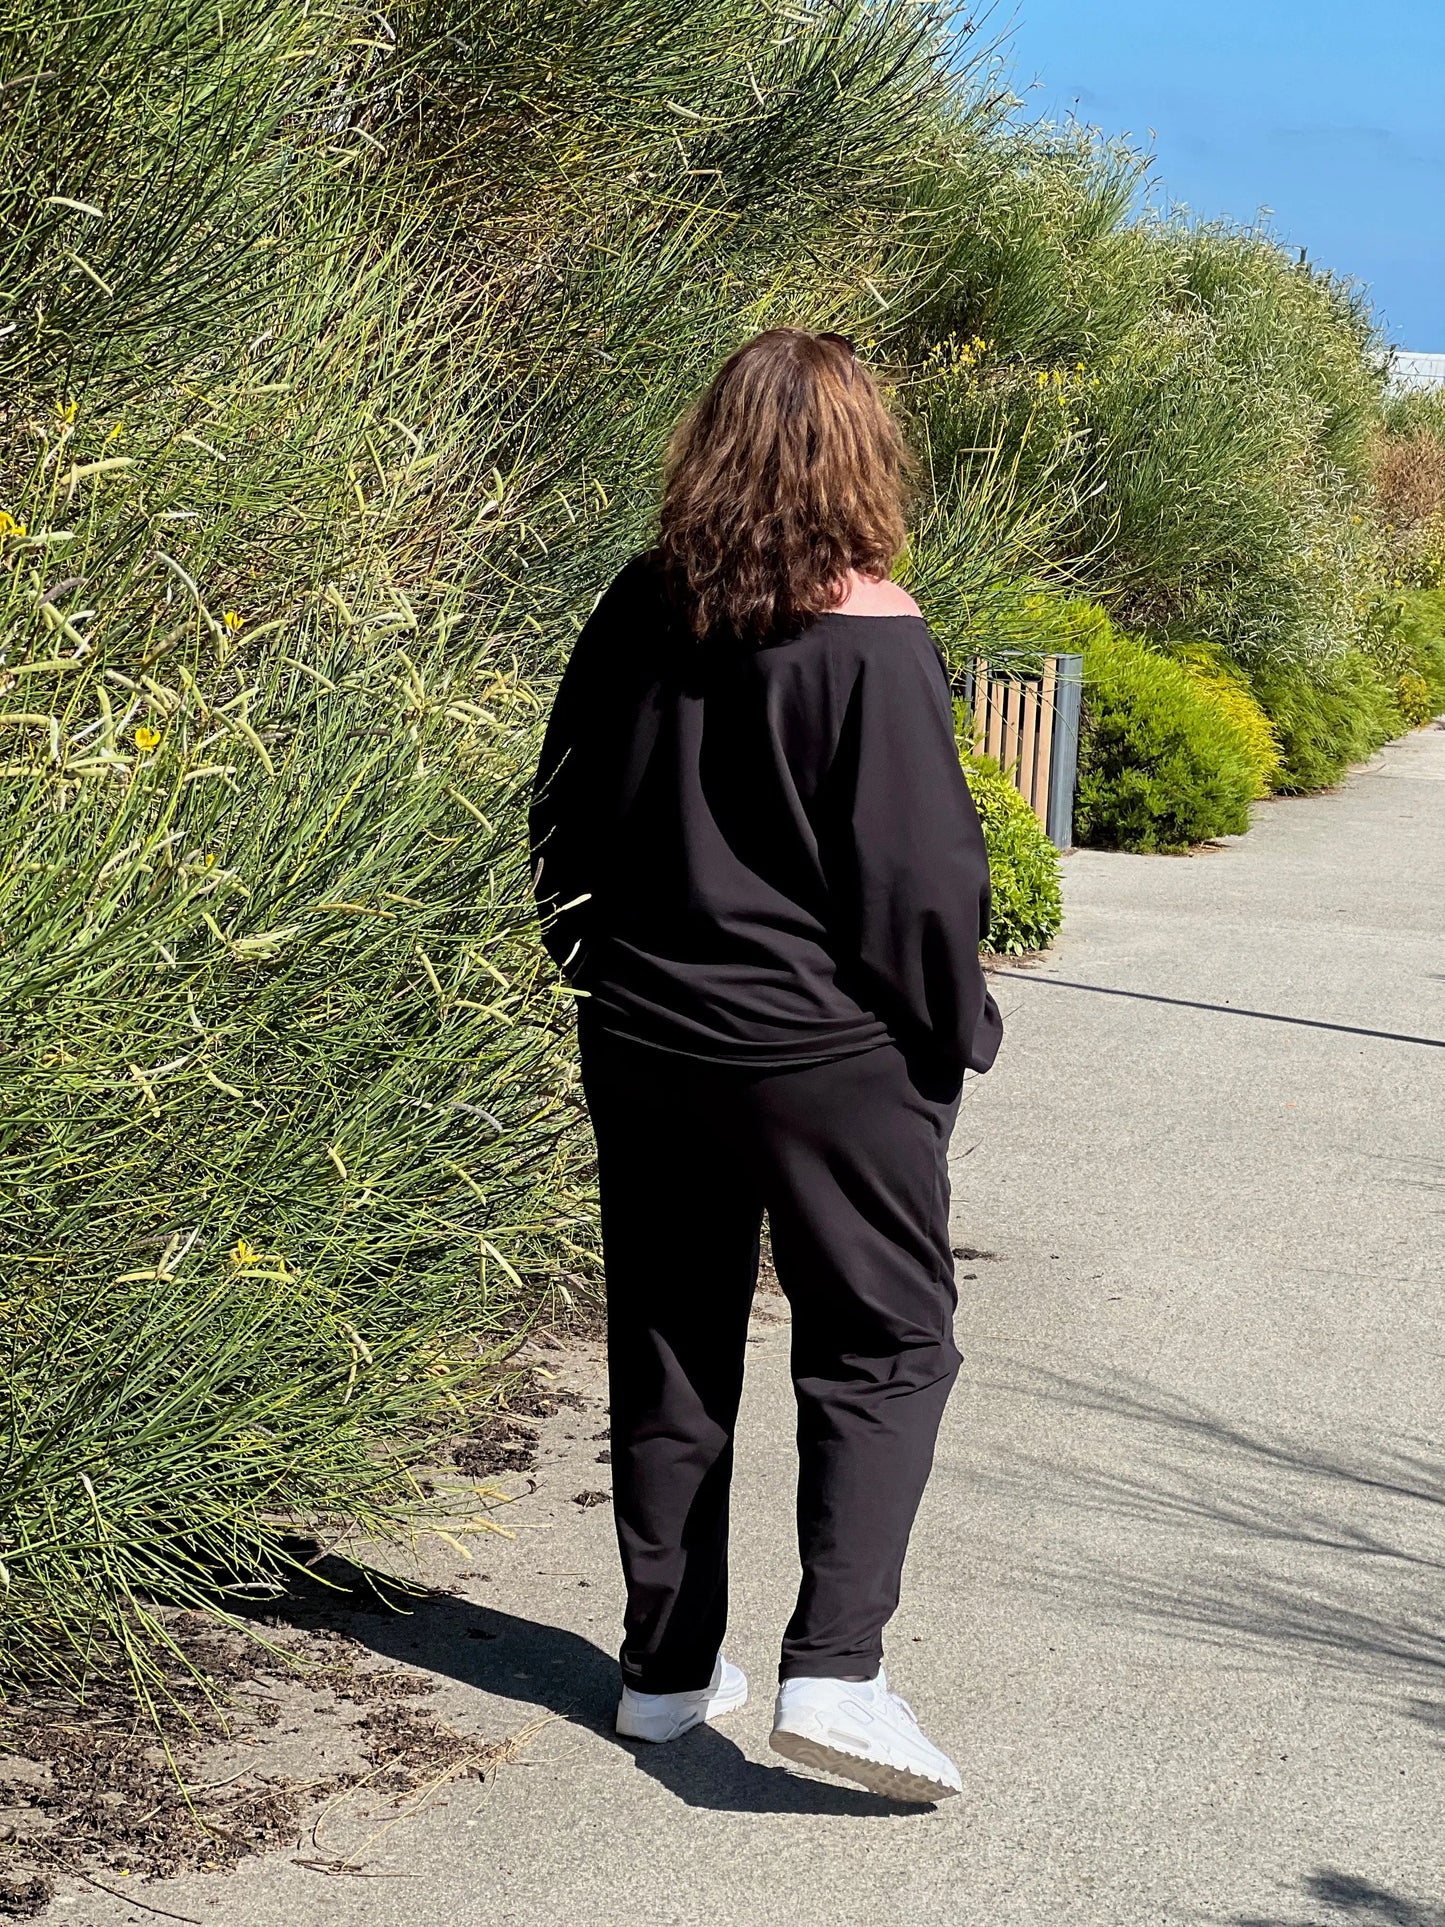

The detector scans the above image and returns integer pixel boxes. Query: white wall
[1392,351,1445,390]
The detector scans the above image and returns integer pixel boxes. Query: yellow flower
[0,510,26,540]
[54,398,77,424]
[230,1238,260,1266]
[222,609,244,633]
[106,421,125,442]
[203,851,217,867]
[134,724,161,752]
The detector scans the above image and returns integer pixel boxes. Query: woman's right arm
[528,588,618,980]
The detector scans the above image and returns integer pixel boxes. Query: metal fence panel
[961,653,1081,851]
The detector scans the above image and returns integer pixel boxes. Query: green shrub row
[987,586,1445,856]
[991,586,1445,856]
[1248,593,1445,794]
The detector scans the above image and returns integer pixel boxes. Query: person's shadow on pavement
[312,1566,926,1818]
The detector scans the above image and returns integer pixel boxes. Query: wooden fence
[959,653,1083,850]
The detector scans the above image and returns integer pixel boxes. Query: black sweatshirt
[528,557,1002,1090]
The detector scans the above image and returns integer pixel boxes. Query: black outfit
[530,556,1001,1689]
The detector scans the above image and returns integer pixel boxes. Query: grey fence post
[1045,653,1083,851]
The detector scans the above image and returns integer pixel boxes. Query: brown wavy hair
[657,329,912,646]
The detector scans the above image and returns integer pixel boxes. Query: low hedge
[1250,650,1401,793]
[1392,590,1445,718]
[952,713,1064,954]
[967,586,1443,850]
[1247,595,1443,792]
[1072,620,1262,852]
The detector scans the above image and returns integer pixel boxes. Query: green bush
[1073,618,1262,851]
[1393,591,1445,715]
[1250,651,1400,792]
[1352,588,1445,725]
[1164,643,1282,797]
[957,744,1064,955]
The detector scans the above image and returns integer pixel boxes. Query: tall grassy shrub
[1249,653,1401,793]
[0,286,598,1702]
[1372,386,1445,591]
[0,0,965,1696]
[882,118,1387,674]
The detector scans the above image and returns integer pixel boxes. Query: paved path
[80,728,1444,1927]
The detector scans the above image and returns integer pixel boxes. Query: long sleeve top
[528,556,1002,1092]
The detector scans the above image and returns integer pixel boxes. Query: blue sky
[1000,0,1445,349]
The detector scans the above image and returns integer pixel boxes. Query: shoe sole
[769,1726,959,1804]
[616,1679,749,1744]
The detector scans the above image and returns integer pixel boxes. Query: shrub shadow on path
[970,1363,1445,1742]
[1223,1867,1445,1927]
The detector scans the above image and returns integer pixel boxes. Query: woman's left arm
[829,627,1004,1087]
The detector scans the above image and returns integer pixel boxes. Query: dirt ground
[0,1338,620,1922]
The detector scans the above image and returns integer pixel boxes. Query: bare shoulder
[831,571,923,619]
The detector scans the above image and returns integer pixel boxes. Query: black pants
[579,1021,963,1692]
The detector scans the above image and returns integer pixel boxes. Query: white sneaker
[616,1654,749,1743]
[770,1669,962,1802]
